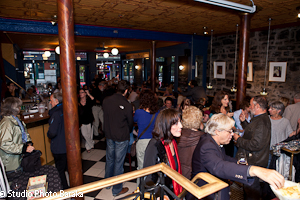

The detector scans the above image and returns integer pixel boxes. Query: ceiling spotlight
[135,65,139,69]
[51,15,57,26]
[204,31,208,35]
[111,47,119,55]
[297,6,300,18]
[103,53,109,58]
[179,65,184,70]
[44,51,51,57]
[55,46,60,54]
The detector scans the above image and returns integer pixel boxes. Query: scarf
[161,139,182,196]
[12,115,27,143]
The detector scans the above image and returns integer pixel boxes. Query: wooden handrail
[38,163,228,200]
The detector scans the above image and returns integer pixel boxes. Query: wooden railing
[39,163,228,200]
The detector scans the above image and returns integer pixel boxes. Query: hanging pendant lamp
[260,18,271,96]
[207,29,213,89]
[231,24,239,93]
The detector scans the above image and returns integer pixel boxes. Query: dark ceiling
[0,0,299,53]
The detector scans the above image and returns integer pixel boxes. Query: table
[8,165,62,200]
[281,147,300,181]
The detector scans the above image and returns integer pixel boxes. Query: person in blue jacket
[47,92,69,189]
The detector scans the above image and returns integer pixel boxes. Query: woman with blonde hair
[177,106,205,179]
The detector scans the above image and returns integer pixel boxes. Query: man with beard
[233,96,271,200]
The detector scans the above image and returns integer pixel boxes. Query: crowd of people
[1,76,300,199]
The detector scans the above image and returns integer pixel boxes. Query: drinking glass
[237,152,248,165]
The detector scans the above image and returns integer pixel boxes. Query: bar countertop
[20,111,50,128]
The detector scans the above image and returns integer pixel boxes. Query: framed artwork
[214,62,226,79]
[269,62,287,82]
[247,62,253,81]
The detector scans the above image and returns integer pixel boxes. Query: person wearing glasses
[187,113,284,200]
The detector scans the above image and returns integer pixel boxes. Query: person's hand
[249,166,284,190]
[26,145,35,153]
[239,112,245,122]
[85,90,90,95]
[233,133,240,141]
[289,131,296,137]
[227,112,234,117]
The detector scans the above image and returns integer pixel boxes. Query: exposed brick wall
[206,26,300,103]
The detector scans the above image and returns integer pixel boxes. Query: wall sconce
[179,65,184,70]
[135,65,139,69]
[44,51,51,57]
[55,46,60,54]
[111,47,119,55]
[103,53,109,58]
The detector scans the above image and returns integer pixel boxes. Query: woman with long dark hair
[143,108,183,196]
[78,88,95,153]
[210,90,233,117]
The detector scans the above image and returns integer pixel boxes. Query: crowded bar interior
[0,0,300,199]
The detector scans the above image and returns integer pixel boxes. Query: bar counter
[20,111,54,166]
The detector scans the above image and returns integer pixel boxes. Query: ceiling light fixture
[135,65,139,69]
[261,18,272,96]
[44,51,51,57]
[111,47,119,55]
[231,24,239,93]
[297,6,300,18]
[55,46,60,54]
[179,65,184,70]
[207,29,213,89]
[103,53,109,58]
[203,27,208,35]
[51,15,57,26]
[194,0,256,13]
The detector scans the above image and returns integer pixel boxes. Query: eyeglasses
[222,129,233,134]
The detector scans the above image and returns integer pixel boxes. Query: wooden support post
[237,13,251,109]
[57,0,83,194]
[150,41,156,92]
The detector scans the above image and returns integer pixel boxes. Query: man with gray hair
[47,92,69,189]
[233,96,271,200]
[283,93,300,131]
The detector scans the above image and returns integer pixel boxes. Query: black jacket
[47,103,66,154]
[103,93,133,142]
[236,112,271,167]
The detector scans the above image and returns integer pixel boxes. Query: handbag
[130,114,155,157]
[21,150,42,172]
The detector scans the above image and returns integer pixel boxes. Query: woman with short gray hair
[268,101,294,147]
[0,97,34,181]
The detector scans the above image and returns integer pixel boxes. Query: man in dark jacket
[178,80,207,104]
[103,80,133,197]
[233,96,271,200]
[47,92,69,189]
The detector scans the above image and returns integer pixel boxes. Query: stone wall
[206,26,300,103]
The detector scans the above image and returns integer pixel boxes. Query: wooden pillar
[150,41,156,92]
[57,0,83,192]
[236,13,251,110]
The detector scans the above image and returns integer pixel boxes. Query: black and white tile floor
[81,136,138,200]
[76,136,243,200]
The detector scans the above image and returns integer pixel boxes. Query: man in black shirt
[91,81,106,136]
[103,80,133,197]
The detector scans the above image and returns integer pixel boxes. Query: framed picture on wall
[247,62,253,81]
[269,62,287,82]
[214,62,226,79]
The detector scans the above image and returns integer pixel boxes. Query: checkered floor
[81,136,137,200]
[77,136,243,200]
